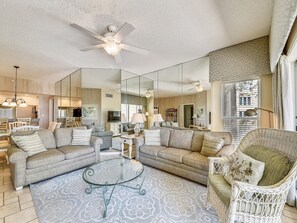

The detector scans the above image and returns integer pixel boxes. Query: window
[222,79,259,146]
[121,104,143,122]
[239,96,251,105]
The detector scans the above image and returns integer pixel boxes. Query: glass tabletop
[83,158,144,186]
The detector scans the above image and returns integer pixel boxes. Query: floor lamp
[244,107,273,128]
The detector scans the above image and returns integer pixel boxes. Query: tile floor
[1,154,297,223]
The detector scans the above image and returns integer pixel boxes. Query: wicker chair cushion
[208,174,231,206]
[224,151,265,185]
[243,145,293,186]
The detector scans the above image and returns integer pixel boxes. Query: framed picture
[197,106,205,119]
[82,106,97,118]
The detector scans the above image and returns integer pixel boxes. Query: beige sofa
[135,127,234,185]
[8,128,102,190]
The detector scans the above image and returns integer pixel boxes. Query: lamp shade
[131,113,145,124]
[192,114,197,119]
[121,113,127,123]
[152,114,164,122]
[145,112,149,116]
[142,113,147,122]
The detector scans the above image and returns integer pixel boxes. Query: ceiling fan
[70,22,149,63]
[188,81,204,92]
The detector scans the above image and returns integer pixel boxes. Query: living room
[1,0,297,222]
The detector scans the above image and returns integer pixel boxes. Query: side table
[120,134,135,159]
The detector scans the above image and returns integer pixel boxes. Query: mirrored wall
[124,56,211,129]
[55,56,210,130]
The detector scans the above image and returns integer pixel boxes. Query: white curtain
[272,55,296,206]
[272,55,294,130]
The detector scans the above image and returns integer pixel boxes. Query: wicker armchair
[206,128,297,223]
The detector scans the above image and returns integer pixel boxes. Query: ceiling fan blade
[114,22,135,42]
[114,53,122,63]
[121,43,149,55]
[80,44,105,52]
[70,23,106,42]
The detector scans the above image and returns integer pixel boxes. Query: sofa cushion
[11,132,47,157]
[208,175,231,206]
[224,151,265,185]
[59,145,95,160]
[182,152,209,171]
[158,147,192,163]
[150,127,171,147]
[243,145,292,186]
[54,128,73,147]
[37,129,56,149]
[191,131,205,152]
[144,129,161,146]
[27,149,65,169]
[140,145,167,157]
[201,134,224,157]
[169,129,193,150]
[72,129,92,146]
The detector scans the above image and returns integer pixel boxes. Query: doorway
[183,104,194,128]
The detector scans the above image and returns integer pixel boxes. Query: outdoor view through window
[222,79,259,146]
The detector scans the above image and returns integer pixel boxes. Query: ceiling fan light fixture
[195,85,203,92]
[104,42,121,56]
[145,90,151,98]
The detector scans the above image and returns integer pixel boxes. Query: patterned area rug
[30,166,219,223]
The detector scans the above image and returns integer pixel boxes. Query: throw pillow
[144,129,161,146]
[11,132,47,156]
[72,129,92,146]
[201,134,224,156]
[224,151,265,185]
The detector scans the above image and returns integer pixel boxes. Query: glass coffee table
[82,158,146,218]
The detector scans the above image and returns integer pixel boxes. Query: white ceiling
[0,0,274,84]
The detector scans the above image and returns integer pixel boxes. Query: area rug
[30,166,219,223]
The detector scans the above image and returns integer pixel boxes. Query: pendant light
[152,71,164,123]
[2,66,27,107]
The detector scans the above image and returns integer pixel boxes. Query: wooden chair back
[11,125,39,132]
[17,118,31,125]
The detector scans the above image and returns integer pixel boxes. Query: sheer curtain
[272,55,296,206]
[272,55,294,130]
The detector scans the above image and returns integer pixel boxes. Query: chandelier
[2,66,27,107]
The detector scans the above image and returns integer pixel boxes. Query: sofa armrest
[90,136,103,162]
[8,145,28,163]
[8,145,28,189]
[216,144,235,157]
[134,136,145,161]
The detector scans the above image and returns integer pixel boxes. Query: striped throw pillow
[11,132,47,156]
[201,134,224,157]
[72,129,92,146]
[144,129,161,146]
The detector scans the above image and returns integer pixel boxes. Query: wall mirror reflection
[121,73,154,135]
[142,56,211,130]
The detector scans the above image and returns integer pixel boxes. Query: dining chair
[17,118,31,125]
[9,122,27,131]
[11,125,39,132]
[0,130,10,164]
[0,118,8,131]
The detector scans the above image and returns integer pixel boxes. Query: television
[108,111,121,122]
